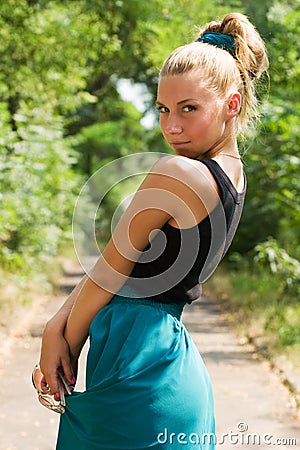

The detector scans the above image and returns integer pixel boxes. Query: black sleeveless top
[125,159,246,304]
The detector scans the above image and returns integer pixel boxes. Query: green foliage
[73,91,148,174]
[265,306,300,347]
[207,260,300,357]
[95,174,146,249]
[0,112,80,270]
[0,1,94,272]
[234,1,300,260]
[254,238,300,293]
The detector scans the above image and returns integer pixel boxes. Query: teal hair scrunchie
[196,32,235,57]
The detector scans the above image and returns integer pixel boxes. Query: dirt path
[0,264,299,450]
[184,300,299,449]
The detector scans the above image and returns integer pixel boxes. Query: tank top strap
[200,158,246,205]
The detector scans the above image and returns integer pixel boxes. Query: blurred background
[0,0,299,374]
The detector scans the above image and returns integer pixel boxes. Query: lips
[170,141,190,147]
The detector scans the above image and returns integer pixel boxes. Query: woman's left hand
[38,319,77,397]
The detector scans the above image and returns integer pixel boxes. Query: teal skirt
[56,289,215,449]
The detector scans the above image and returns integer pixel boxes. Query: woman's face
[157,72,235,159]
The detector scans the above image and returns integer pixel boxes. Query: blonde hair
[159,13,269,136]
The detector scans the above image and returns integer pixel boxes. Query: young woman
[33,12,268,449]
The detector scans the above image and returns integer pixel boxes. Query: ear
[227,92,241,117]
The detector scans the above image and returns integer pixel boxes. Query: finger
[58,364,75,394]
[61,358,74,385]
[40,366,60,394]
[40,375,51,394]
[32,366,44,391]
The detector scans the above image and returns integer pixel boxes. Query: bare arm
[38,160,174,392]
[39,155,216,394]
[64,190,173,358]
[38,274,88,393]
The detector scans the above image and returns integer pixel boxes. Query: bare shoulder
[149,155,218,193]
[144,155,220,228]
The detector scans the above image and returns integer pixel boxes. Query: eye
[183,105,197,112]
[156,105,169,114]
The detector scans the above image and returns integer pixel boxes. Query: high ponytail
[199,12,269,81]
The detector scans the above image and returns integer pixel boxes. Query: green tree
[234,0,300,259]
[0,0,111,269]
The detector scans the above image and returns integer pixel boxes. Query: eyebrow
[156,98,199,106]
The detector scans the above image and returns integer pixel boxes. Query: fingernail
[71,377,76,385]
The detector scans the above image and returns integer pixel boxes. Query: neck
[217,152,241,160]
[201,138,239,160]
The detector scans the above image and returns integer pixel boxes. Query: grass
[205,262,300,367]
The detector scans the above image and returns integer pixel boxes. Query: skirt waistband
[112,286,185,320]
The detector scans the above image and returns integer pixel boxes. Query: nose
[163,113,183,135]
